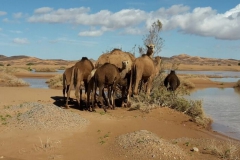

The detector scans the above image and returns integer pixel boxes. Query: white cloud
[78,30,103,36]
[10,30,22,34]
[12,38,29,44]
[34,7,54,14]
[0,11,7,16]
[27,4,240,40]
[13,12,23,19]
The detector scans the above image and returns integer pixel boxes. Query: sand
[0,70,239,160]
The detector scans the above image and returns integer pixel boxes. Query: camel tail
[73,67,78,88]
[62,73,66,97]
[128,64,136,96]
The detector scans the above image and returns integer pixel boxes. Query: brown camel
[138,56,162,93]
[145,44,155,57]
[96,49,134,105]
[129,55,161,98]
[90,62,128,112]
[164,70,180,91]
[62,66,74,99]
[86,60,130,111]
[65,57,94,110]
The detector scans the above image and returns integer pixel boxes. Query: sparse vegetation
[0,72,29,87]
[129,71,211,127]
[46,74,62,88]
[234,80,240,88]
[34,67,57,72]
[0,63,4,66]
[26,62,35,66]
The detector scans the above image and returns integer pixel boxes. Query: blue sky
[0,0,240,60]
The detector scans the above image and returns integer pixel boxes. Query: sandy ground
[0,73,239,160]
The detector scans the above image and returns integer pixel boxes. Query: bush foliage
[129,72,211,127]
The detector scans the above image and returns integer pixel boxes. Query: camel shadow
[51,96,87,110]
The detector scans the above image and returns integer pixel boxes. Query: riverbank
[0,73,240,159]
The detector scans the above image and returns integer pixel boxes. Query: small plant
[26,62,35,66]
[238,62,240,66]
[0,63,4,66]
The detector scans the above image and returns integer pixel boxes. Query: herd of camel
[62,44,180,112]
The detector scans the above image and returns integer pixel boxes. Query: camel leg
[75,80,82,110]
[98,85,107,112]
[112,84,117,110]
[65,86,71,109]
[133,70,142,95]
[146,77,153,96]
[107,86,113,109]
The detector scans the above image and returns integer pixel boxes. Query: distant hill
[164,54,239,66]
[0,54,239,66]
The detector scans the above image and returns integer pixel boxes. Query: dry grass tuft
[46,75,63,88]
[172,138,240,159]
[34,67,57,72]
[0,72,29,87]
[129,72,210,127]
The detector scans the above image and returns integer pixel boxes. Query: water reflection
[210,77,240,82]
[22,78,48,89]
[177,70,240,77]
[189,88,240,140]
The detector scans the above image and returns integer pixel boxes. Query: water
[22,78,49,89]
[31,69,64,74]
[176,70,240,77]
[22,70,240,140]
[189,88,240,140]
[210,77,240,82]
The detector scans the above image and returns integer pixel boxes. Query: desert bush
[0,63,4,66]
[59,66,66,70]
[0,66,29,74]
[228,64,231,66]
[172,138,240,160]
[26,62,35,66]
[34,67,57,72]
[129,72,210,127]
[238,62,240,66]
[234,80,240,88]
[6,64,11,66]
[0,72,29,87]
[46,75,63,88]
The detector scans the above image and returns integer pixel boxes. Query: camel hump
[81,57,88,60]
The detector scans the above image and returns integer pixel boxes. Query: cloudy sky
[1,0,240,60]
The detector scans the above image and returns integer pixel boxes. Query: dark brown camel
[164,70,180,91]
[90,62,127,112]
[65,57,94,110]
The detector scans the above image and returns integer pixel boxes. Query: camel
[145,44,155,57]
[65,57,94,110]
[128,55,162,98]
[164,70,180,91]
[90,62,128,112]
[62,66,74,99]
[96,49,134,106]
[138,56,162,93]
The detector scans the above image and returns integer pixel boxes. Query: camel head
[146,44,155,57]
[122,60,129,69]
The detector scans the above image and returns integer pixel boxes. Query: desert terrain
[0,54,240,160]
